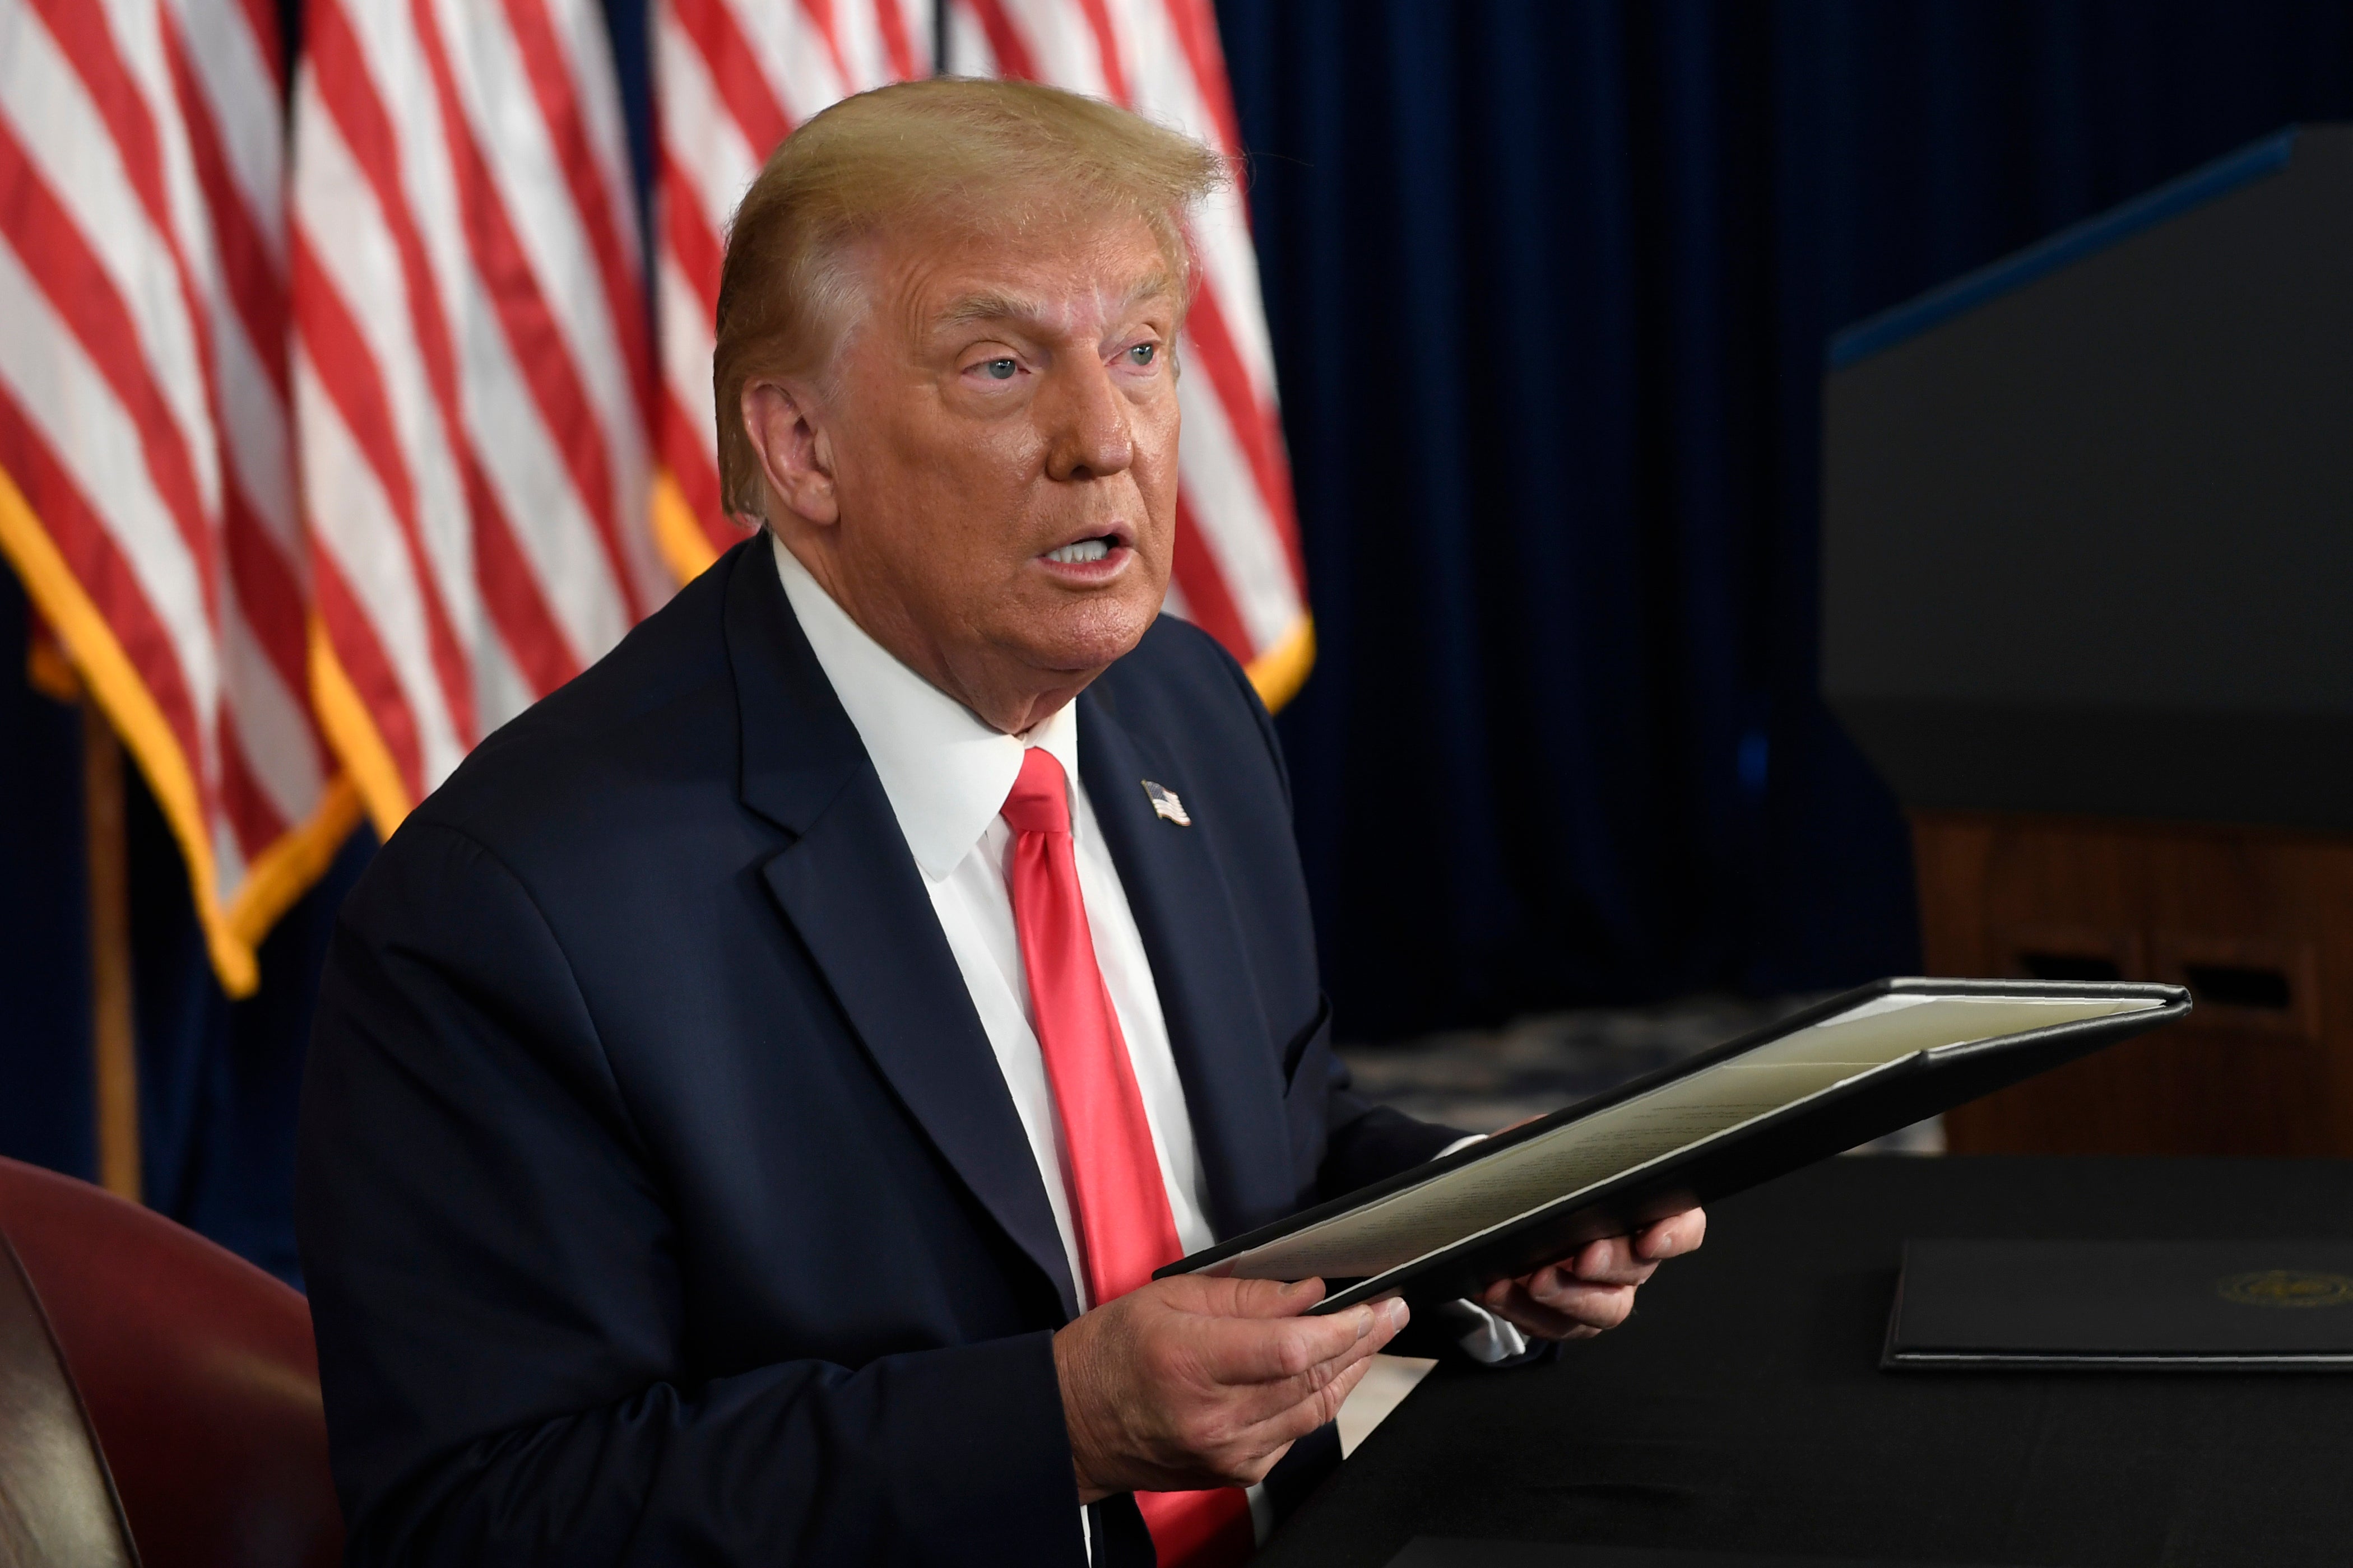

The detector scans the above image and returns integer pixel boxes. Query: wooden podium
[1821,127,2353,1156]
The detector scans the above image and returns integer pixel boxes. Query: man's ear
[742,379,839,526]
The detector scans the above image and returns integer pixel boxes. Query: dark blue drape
[0,578,91,1179]
[4,2,2351,1272]
[1218,0,2353,1037]
[0,570,374,1282]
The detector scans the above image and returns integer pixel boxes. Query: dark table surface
[1257,1156,2353,1568]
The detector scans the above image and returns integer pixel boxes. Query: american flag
[4,0,1307,993]
[293,0,670,837]
[651,0,933,580]
[0,0,352,998]
[946,0,1312,705]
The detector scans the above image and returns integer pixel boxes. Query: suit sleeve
[1298,1025,1459,1194]
[296,821,1083,1567]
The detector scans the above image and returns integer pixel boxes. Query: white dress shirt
[773,536,1215,1308]
[771,536,1524,1479]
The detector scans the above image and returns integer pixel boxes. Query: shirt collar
[772,532,1080,880]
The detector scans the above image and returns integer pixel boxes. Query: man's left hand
[1473,1208,1706,1341]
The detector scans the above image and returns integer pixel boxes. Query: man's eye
[1126,343,1157,366]
[981,358,1017,380]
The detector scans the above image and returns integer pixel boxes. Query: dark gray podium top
[1259,1156,2353,1567]
[1821,127,2353,831]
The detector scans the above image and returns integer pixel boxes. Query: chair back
[0,1228,137,1567]
[0,1157,341,1568]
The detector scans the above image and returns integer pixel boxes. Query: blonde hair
[712,77,1229,522]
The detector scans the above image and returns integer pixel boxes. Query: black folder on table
[1883,1239,2353,1370]
[1160,978,2189,1314]
[1387,1544,2010,1568]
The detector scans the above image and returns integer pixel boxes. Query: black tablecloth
[1257,1156,2353,1568]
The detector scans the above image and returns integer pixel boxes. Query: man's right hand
[1052,1275,1408,1502]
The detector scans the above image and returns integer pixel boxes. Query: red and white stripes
[294,0,668,835]
[2,0,1308,992]
[651,0,933,580]
[948,0,1312,703]
[0,0,350,996]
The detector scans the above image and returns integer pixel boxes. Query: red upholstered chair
[0,1156,342,1568]
[0,1227,136,1566]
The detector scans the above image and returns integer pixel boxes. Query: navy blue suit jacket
[296,539,1461,1565]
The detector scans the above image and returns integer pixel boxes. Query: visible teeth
[1047,537,1111,565]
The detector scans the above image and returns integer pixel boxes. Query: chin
[1023,594,1157,675]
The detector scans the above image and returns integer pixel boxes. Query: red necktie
[1001,748,1255,1567]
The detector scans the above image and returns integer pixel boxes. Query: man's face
[757,210,1182,733]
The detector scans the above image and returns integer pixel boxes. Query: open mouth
[1044,535,1118,566]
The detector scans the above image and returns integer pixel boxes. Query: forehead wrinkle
[931,269,1180,339]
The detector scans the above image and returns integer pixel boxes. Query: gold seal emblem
[2216,1269,2353,1308]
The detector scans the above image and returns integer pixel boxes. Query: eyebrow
[933,273,1178,333]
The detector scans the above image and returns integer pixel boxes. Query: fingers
[1486,1268,1636,1329]
[1547,1236,1658,1287]
[1478,1273,1626,1339]
[1475,1208,1705,1343]
[1481,1281,1603,1341]
[1636,1207,1706,1259]
[1216,1339,1381,1432]
[1228,1337,1388,1455]
[1214,1297,1393,1439]
[1190,1295,1405,1391]
[1149,1351,1375,1495]
[1529,1210,1706,1287]
[1131,1294,1405,1488]
[1525,1265,1639,1328]
[1173,1273,1328,1320]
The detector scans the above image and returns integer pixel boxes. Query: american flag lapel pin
[1141,780,1192,826]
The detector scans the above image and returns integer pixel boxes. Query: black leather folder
[1163,978,2189,1314]
[1386,1544,2007,1568]
[1883,1239,2353,1370]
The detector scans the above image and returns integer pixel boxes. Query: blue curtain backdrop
[1220,0,2353,1037]
[2,1,2350,1276]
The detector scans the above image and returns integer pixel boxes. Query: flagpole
[82,702,141,1201]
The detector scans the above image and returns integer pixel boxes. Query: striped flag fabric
[3,0,1308,1000]
[293,0,670,838]
[0,0,354,997]
[946,0,1314,706]
[651,0,933,582]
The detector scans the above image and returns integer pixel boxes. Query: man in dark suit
[298,80,1701,1567]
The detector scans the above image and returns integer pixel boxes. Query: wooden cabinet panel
[1915,811,2353,1155]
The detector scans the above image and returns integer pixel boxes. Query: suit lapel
[724,545,1078,1318]
[1080,691,1291,1241]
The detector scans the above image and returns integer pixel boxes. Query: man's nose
[1040,355,1134,482]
